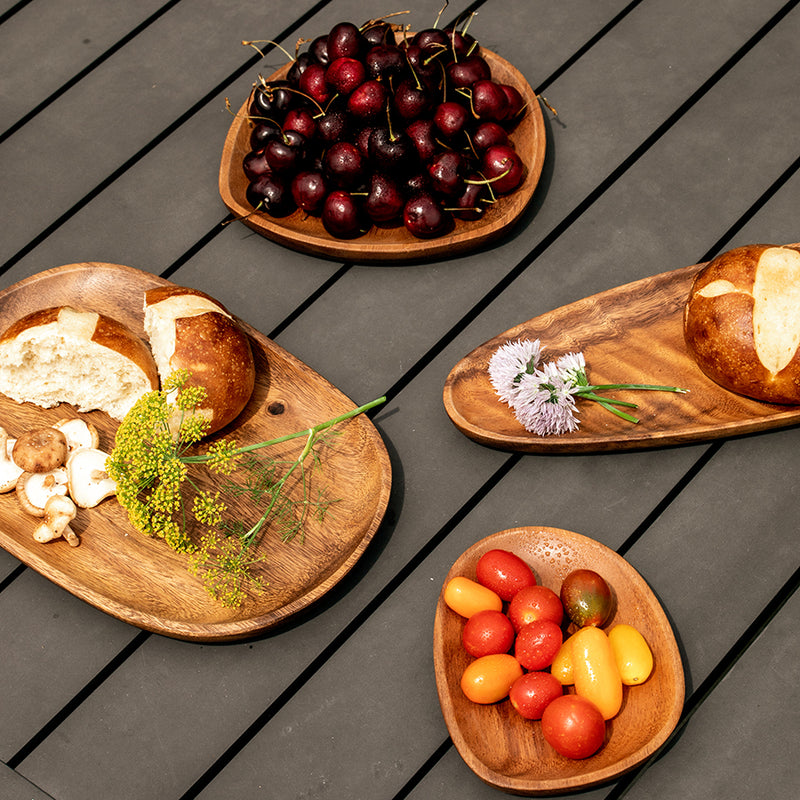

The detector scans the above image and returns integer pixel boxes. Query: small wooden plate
[0,263,391,641]
[218,43,546,263]
[443,251,800,452]
[433,527,684,795]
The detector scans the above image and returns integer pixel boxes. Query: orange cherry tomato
[571,626,623,720]
[460,653,524,704]
[443,576,503,618]
[608,623,654,685]
[551,637,575,685]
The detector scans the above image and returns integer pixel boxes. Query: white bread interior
[0,307,156,420]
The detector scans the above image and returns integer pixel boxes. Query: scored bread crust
[144,286,255,434]
[0,306,159,419]
[684,244,800,403]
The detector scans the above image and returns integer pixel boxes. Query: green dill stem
[181,396,387,464]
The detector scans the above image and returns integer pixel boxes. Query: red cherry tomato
[514,619,563,670]
[509,671,563,720]
[462,609,515,657]
[475,549,536,601]
[507,584,564,631]
[541,695,606,759]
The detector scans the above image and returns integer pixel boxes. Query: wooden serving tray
[0,263,391,641]
[218,41,546,263]
[434,527,684,795]
[443,251,800,452]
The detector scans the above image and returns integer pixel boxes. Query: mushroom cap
[0,427,24,492]
[66,447,117,508]
[12,427,69,473]
[16,468,69,516]
[53,418,100,452]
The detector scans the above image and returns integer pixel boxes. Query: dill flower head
[488,338,543,406]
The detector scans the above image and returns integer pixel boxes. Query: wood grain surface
[0,263,391,640]
[218,41,546,263]
[433,527,684,795]
[443,251,800,452]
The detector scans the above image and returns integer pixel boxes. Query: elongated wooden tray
[0,263,391,640]
[443,250,800,452]
[219,41,546,263]
[434,527,684,794]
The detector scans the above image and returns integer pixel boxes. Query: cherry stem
[242,39,294,63]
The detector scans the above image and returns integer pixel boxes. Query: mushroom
[66,447,117,508]
[53,418,100,453]
[16,468,69,516]
[12,427,68,473]
[33,494,79,546]
[0,426,24,492]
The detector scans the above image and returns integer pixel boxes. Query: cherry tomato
[550,638,575,685]
[509,671,563,720]
[462,609,515,657]
[541,694,606,759]
[608,623,653,685]
[514,618,563,670]
[444,576,502,618]
[560,569,613,627]
[475,549,536,601]
[571,625,623,720]
[460,653,523,704]
[507,584,564,631]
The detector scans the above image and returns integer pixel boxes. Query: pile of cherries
[240,15,528,239]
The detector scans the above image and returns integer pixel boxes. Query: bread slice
[0,306,159,420]
[143,286,255,434]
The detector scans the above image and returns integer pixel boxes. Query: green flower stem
[585,383,688,394]
[576,391,639,409]
[594,400,640,424]
[182,396,387,464]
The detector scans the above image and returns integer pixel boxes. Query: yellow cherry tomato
[460,653,524,704]
[443,576,503,618]
[550,637,575,685]
[608,624,654,685]
[571,625,623,720]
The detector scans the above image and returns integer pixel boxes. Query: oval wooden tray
[443,249,800,452]
[218,43,546,263]
[433,527,684,795]
[0,263,391,641]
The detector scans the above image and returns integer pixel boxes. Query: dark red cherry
[323,141,365,189]
[365,173,405,224]
[365,44,405,81]
[471,121,509,153]
[298,63,332,105]
[322,190,364,237]
[264,131,306,174]
[404,172,431,197]
[444,26,478,59]
[427,151,466,197]
[325,57,366,95]
[246,175,295,217]
[451,177,489,220]
[394,78,432,121]
[481,144,524,193]
[309,34,330,65]
[291,170,329,213]
[472,79,509,121]
[368,127,417,175]
[499,83,525,120]
[249,119,282,150]
[446,55,491,88]
[316,109,349,144]
[412,28,449,55]
[327,22,363,61]
[405,118,437,162]
[287,51,315,86]
[347,80,389,122]
[403,44,441,89]
[283,108,316,140]
[362,21,392,47]
[403,193,452,238]
[242,149,272,180]
[433,101,468,140]
[249,81,293,120]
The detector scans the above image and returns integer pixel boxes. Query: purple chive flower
[488,338,543,406]
[512,368,580,435]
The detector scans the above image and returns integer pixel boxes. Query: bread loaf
[0,306,159,419]
[684,244,800,403]
[143,286,255,434]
